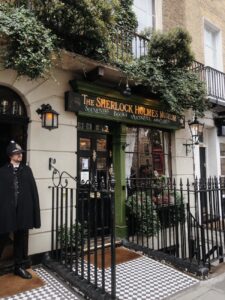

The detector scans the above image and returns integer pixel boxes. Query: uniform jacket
[0,163,41,234]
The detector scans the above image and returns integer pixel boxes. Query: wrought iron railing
[109,27,149,63]
[190,61,225,103]
[203,66,225,102]
[45,167,117,300]
[126,177,225,271]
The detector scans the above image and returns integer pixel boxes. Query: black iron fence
[46,169,116,300]
[126,177,225,268]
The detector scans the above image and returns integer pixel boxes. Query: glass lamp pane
[45,112,54,127]
[53,114,58,127]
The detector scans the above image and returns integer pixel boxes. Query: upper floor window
[133,0,156,33]
[204,21,223,71]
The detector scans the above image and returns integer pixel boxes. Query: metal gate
[45,166,117,300]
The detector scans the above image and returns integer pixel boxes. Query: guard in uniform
[0,141,41,279]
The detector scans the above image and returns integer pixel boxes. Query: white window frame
[133,0,156,32]
[204,19,223,71]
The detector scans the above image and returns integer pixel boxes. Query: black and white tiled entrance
[2,255,199,300]
[2,267,82,300]
[76,255,199,300]
[104,256,199,300]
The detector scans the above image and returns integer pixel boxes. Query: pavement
[168,263,225,300]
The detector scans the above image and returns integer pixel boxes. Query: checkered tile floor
[75,255,199,300]
[111,257,199,300]
[2,255,199,300]
[3,267,82,300]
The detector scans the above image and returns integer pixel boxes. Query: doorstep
[1,266,84,300]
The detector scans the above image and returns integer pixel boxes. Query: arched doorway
[0,86,28,167]
[0,85,29,273]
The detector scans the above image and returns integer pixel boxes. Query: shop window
[78,121,110,133]
[125,127,171,179]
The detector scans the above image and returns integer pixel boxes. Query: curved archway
[0,85,29,167]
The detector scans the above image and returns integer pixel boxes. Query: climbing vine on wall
[0,0,138,78]
[0,3,56,79]
[119,28,209,116]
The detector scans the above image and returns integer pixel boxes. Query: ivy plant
[31,0,120,61]
[0,1,138,78]
[114,0,138,32]
[119,28,209,116]
[126,192,160,236]
[0,3,56,79]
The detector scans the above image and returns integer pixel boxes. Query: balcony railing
[204,66,225,103]
[109,28,150,63]
[190,61,225,104]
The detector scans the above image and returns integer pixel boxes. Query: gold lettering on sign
[81,94,178,123]
[83,94,95,106]
[134,105,159,118]
[160,111,177,122]
[96,97,134,113]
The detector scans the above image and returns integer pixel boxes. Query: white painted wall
[206,127,220,177]
[172,110,221,180]
[0,67,77,255]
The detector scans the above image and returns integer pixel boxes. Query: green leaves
[0,3,56,79]
[120,28,209,116]
[32,0,121,61]
[0,1,138,78]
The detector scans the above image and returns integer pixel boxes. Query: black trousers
[0,230,29,268]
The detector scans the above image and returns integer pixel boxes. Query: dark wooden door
[77,132,113,235]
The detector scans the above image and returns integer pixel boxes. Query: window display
[125,127,171,179]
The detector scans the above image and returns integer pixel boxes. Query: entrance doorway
[0,86,28,272]
[77,119,113,235]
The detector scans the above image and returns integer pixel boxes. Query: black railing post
[87,182,91,283]
[186,179,191,260]
[110,173,116,299]
[100,177,106,294]
[51,186,55,259]
[69,188,74,271]
[201,225,206,265]
[93,176,98,289]
[220,177,225,261]
[55,186,59,261]
[173,178,179,257]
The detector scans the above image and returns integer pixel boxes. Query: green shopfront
[65,82,182,237]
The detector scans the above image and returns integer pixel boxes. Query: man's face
[10,152,23,164]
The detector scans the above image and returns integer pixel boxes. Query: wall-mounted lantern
[36,104,59,130]
[183,116,204,155]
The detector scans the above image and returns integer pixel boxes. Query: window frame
[204,19,223,71]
